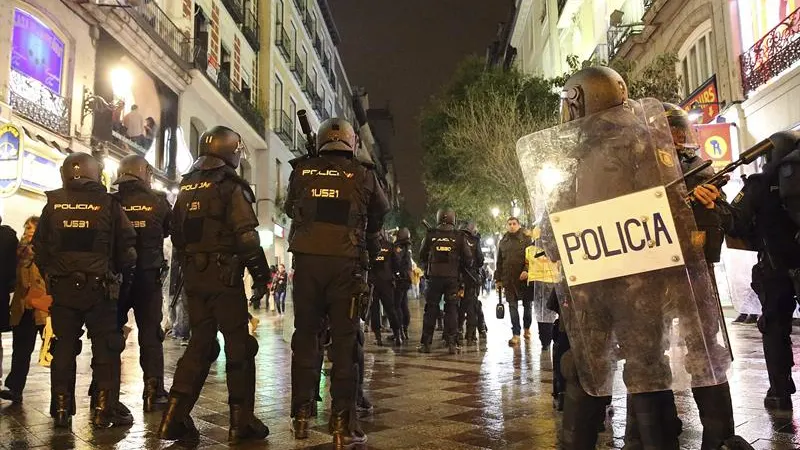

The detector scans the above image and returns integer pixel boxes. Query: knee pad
[209,339,221,362]
[246,335,259,358]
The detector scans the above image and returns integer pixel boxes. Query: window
[302,47,308,67]
[276,0,284,25]
[289,97,297,134]
[677,24,714,97]
[273,75,283,113]
[11,8,66,94]
[291,22,297,51]
[275,159,283,200]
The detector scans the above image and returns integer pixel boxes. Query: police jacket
[394,243,413,286]
[33,179,137,277]
[370,237,397,282]
[682,156,731,263]
[462,231,484,286]
[285,152,390,259]
[729,172,800,271]
[115,181,171,270]
[171,156,261,260]
[419,224,473,279]
[496,230,530,286]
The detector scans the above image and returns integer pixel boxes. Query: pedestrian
[368,230,403,346]
[285,117,389,447]
[459,221,484,345]
[33,152,137,428]
[0,215,18,381]
[394,228,413,340]
[272,264,288,314]
[111,154,172,412]
[521,226,558,351]
[159,126,270,443]
[496,217,531,347]
[1,216,47,404]
[418,208,473,354]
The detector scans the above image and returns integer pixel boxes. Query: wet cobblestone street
[2,293,800,449]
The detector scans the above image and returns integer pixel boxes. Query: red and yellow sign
[680,75,720,124]
[693,123,734,170]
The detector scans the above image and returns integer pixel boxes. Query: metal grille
[127,0,191,63]
[8,71,70,136]
[740,7,800,95]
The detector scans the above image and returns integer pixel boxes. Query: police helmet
[560,66,628,124]
[662,102,699,160]
[436,208,456,226]
[114,154,153,186]
[61,152,102,185]
[395,227,411,244]
[199,126,245,168]
[317,118,357,153]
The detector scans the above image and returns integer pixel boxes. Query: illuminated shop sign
[11,8,64,94]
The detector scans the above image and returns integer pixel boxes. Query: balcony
[126,0,191,63]
[740,7,800,95]
[194,60,266,138]
[313,36,323,57]
[8,71,70,136]
[312,98,325,117]
[607,23,644,61]
[326,69,335,88]
[291,53,306,84]
[276,25,293,62]
[243,9,260,51]
[302,11,314,34]
[273,109,294,146]
[221,0,244,24]
[295,130,306,153]
[293,0,305,13]
[303,75,316,96]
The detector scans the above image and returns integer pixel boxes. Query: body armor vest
[45,188,114,276]
[288,157,369,258]
[682,156,724,263]
[371,241,394,281]
[115,185,169,269]
[174,168,237,254]
[426,228,461,278]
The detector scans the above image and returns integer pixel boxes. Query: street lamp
[491,207,500,218]
[485,237,495,246]
[110,67,133,99]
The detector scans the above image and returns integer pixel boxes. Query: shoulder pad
[289,155,311,169]
[221,166,256,203]
[187,156,226,174]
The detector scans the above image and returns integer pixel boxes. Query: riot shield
[516,98,731,396]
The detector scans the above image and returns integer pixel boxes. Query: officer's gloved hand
[250,285,268,304]
[495,280,503,289]
[693,184,720,209]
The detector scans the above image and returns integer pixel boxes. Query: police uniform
[160,126,271,443]
[393,230,413,341]
[368,234,402,346]
[459,224,484,344]
[287,118,389,447]
[419,210,473,353]
[33,153,137,428]
[114,164,172,410]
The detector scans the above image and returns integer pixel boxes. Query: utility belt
[184,252,243,287]
[49,271,120,300]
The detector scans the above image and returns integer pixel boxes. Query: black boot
[357,395,374,416]
[764,388,793,411]
[52,393,72,428]
[143,378,169,412]
[629,391,681,450]
[402,327,409,341]
[292,405,311,439]
[373,331,382,347]
[330,410,367,448]
[228,404,269,443]
[158,393,199,441]
[391,329,403,346]
[692,383,736,450]
[92,389,133,428]
[417,343,431,353]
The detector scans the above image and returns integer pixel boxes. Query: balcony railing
[303,75,315,96]
[273,109,294,145]
[291,53,306,83]
[276,25,293,62]
[326,69,335,88]
[313,36,323,56]
[607,23,644,61]
[302,11,314,33]
[221,0,244,24]
[8,71,70,136]
[293,0,305,13]
[312,98,325,117]
[741,7,800,94]
[243,9,260,51]
[126,0,191,63]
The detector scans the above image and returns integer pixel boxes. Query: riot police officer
[33,152,137,428]
[159,126,270,443]
[369,230,403,346]
[459,222,484,345]
[418,208,473,354]
[728,131,800,411]
[286,118,390,447]
[113,154,172,411]
[394,228,413,341]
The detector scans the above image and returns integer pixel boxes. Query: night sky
[330,1,514,216]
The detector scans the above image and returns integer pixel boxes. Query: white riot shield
[516,98,731,396]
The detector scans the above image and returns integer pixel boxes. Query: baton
[665,160,713,189]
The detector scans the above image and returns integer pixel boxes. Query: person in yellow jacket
[1,216,50,403]
[519,226,559,351]
[410,264,423,299]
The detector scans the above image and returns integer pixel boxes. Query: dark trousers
[421,277,459,345]
[508,286,532,336]
[458,282,480,336]
[394,282,410,329]
[4,309,43,394]
[753,267,797,396]
[50,276,122,411]
[552,319,569,398]
[170,256,257,406]
[291,254,360,415]
[369,278,400,333]
[118,268,164,381]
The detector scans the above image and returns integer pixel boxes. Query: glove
[495,280,503,289]
[250,285,268,303]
